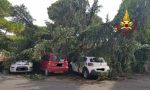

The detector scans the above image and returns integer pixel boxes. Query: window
[90,57,105,62]
[52,55,57,61]
[57,56,65,61]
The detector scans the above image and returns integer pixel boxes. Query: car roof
[85,57,105,60]
[85,56,95,59]
[85,56,103,58]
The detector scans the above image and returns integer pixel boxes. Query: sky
[8,0,122,26]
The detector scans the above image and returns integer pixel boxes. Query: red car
[40,53,68,76]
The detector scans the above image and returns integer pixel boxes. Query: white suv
[70,57,110,79]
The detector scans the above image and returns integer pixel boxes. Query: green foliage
[49,25,76,55]
[0,2,33,71]
[24,74,46,80]
[97,72,109,81]
[18,48,34,60]
[1,0,150,77]
[0,18,25,34]
[102,0,150,76]
[48,0,102,33]
[4,21,25,33]
[134,47,150,73]
[144,29,150,44]
[0,18,7,27]
[32,40,51,61]
[48,0,89,27]
[0,50,16,69]
[77,0,150,76]
[47,0,102,57]
[0,0,25,33]
[10,4,34,25]
[0,0,25,54]
[0,0,11,17]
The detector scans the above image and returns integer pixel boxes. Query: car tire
[45,69,49,76]
[82,69,90,79]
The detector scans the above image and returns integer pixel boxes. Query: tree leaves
[0,0,11,18]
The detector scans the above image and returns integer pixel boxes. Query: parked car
[70,57,110,79]
[40,53,68,76]
[10,60,33,73]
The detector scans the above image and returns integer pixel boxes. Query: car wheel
[83,69,90,79]
[45,69,49,76]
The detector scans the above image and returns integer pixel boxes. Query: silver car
[10,60,33,73]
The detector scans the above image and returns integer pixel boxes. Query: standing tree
[10,4,34,26]
[47,0,102,56]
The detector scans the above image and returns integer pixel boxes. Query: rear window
[52,55,57,61]
[90,57,105,62]
[59,56,65,61]
[52,55,65,61]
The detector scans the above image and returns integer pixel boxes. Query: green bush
[24,74,46,80]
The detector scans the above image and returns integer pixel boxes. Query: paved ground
[0,73,150,90]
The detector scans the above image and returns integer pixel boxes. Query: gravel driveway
[0,74,150,90]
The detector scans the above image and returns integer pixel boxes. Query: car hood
[12,61,30,65]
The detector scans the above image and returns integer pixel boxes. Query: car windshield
[90,57,105,62]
